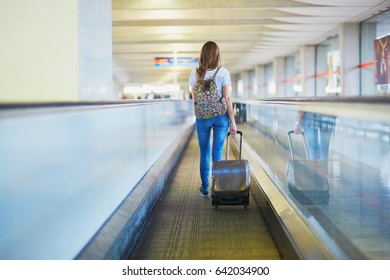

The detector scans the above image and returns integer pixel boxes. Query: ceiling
[112,0,389,93]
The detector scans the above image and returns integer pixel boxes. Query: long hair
[196,41,221,82]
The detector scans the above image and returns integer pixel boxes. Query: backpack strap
[212,67,221,79]
[196,66,221,81]
[212,67,224,101]
[193,67,221,102]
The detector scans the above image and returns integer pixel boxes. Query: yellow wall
[0,1,79,102]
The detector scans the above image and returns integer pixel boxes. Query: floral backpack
[193,67,227,119]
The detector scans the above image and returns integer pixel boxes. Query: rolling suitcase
[285,130,329,205]
[211,131,250,208]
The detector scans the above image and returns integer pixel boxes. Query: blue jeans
[196,114,229,192]
[302,113,336,162]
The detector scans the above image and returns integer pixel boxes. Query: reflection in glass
[295,112,337,172]
[239,101,390,259]
[286,129,330,206]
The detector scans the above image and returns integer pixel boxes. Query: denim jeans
[196,114,229,192]
[302,113,336,162]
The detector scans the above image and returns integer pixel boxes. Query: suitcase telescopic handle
[226,131,243,160]
[287,130,309,160]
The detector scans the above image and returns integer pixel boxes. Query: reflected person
[294,112,336,173]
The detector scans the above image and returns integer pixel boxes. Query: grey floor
[129,132,281,260]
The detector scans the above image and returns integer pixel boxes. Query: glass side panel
[236,101,390,259]
[0,101,194,259]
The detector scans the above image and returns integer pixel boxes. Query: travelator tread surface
[128,131,281,260]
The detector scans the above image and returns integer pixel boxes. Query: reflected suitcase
[211,131,250,208]
[285,130,329,205]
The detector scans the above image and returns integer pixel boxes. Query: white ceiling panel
[112,0,390,89]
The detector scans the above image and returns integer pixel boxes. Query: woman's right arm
[294,111,304,134]
[222,85,237,135]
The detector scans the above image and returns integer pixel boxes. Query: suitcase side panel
[211,159,250,207]
[286,159,329,205]
[211,131,250,207]
[211,159,250,192]
[286,159,328,191]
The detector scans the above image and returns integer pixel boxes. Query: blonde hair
[196,41,221,82]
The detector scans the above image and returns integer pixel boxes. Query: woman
[189,41,237,197]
